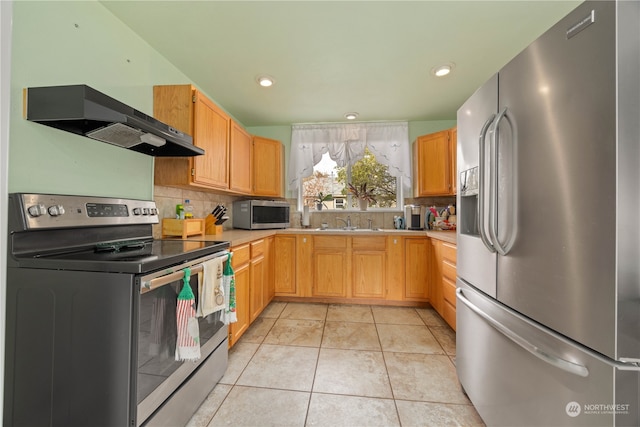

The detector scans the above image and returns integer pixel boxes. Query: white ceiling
[100,0,581,127]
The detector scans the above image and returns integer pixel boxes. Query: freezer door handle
[456,288,590,377]
[478,114,497,253]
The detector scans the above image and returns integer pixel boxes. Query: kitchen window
[289,122,410,211]
[302,148,400,210]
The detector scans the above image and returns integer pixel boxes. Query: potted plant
[348,183,376,210]
[314,192,333,210]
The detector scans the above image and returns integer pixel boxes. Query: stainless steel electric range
[3,193,230,427]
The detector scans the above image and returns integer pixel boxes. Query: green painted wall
[9,0,193,199]
[408,120,457,142]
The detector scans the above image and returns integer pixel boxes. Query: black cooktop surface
[12,239,230,274]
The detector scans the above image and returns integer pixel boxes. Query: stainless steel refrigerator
[456,1,639,426]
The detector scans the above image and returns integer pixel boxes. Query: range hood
[24,85,204,157]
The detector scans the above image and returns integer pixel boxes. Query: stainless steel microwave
[232,200,290,230]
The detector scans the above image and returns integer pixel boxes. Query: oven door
[136,251,229,425]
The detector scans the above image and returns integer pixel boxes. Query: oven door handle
[142,265,204,294]
[140,251,229,294]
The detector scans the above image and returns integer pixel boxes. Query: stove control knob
[27,204,47,217]
[48,205,65,217]
[132,207,142,216]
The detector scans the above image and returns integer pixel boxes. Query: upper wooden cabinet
[413,127,457,196]
[153,85,230,190]
[253,136,284,197]
[229,120,252,194]
[153,84,284,197]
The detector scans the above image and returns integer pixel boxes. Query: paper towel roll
[302,206,310,226]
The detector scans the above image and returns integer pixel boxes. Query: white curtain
[288,121,410,191]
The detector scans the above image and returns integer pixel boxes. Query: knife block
[205,214,223,235]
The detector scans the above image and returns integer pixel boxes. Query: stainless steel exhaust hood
[24,85,204,157]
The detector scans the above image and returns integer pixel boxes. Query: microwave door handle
[478,114,496,253]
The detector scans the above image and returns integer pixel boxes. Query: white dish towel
[197,256,225,317]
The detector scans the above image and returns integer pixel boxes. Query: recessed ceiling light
[432,63,455,77]
[256,75,275,87]
[344,112,358,120]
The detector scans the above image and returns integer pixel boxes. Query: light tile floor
[187,302,485,427]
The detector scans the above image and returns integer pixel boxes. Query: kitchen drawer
[250,239,265,257]
[352,236,386,251]
[231,244,250,267]
[441,242,457,264]
[443,277,456,307]
[443,299,456,330]
[313,235,348,249]
[442,259,457,283]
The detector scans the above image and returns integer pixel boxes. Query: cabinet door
[352,236,386,299]
[296,235,313,297]
[313,251,347,297]
[264,236,275,303]
[450,127,457,195]
[249,255,265,322]
[404,238,430,300]
[229,121,252,194]
[253,136,283,197]
[229,261,250,347]
[385,236,405,301]
[352,251,386,299]
[430,240,443,313]
[274,235,297,295]
[192,90,230,189]
[414,130,451,196]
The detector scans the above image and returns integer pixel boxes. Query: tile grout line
[206,302,289,426]
[302,303,327,427]
[372,305,405,426]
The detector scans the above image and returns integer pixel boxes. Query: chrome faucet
[367,218,373,230]
[336,215,352,229]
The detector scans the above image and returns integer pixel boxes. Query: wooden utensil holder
[161,218,205,239]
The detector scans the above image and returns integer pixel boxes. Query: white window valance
[288,121,410,191]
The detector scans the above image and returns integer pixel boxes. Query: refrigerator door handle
[478,114,497,253]
[488,107,518,256]
[456,288,590,378]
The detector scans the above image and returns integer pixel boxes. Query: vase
[316,203,323,211]
[359,199,368,211]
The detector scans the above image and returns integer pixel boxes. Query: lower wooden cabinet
[229,244,250,346]
[229,237,274,347]
[404,237,430,301]
[274,233,433,304]
[431,240,457,330]
[249,239,265,322]
[312,236,348,297]
[273,235,298,295]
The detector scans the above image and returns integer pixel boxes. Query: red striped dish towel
[175,267,201,362]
